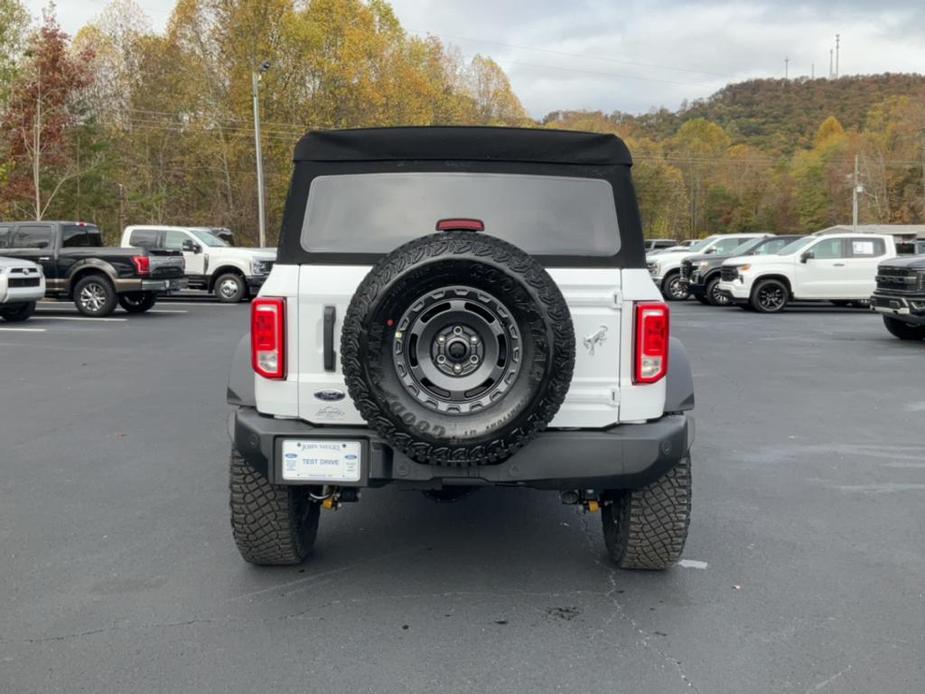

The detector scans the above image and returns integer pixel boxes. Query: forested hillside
[618,74,925,151]
[1,0,923,242]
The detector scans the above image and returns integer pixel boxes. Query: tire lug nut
[453,364,462,373]
[470,335,478,343]
[438,335,446,343]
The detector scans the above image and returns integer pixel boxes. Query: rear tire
[214,273,247,303]
[229,448,321,565]
[73,275,117,317]
[118,291,157,313]
[0,301,36,322]
[883,316,925,341]
[601,456,692,570]
[662,271,689,301]
[750,278,788,313]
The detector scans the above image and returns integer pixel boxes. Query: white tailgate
[296,265,372,425]
[547,268,622,428]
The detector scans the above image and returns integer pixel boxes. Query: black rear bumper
[229,406,694,491]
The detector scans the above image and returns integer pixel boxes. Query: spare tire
[341,231,575,467]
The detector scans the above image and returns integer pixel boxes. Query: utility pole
[252,61,271,248]
[33,70,41,220]
[852,154,860,232]
[835,34,840,78]
[117,183,125,232]
[811,62,815,79]
[829,49,833,78]
[784,57,789,79]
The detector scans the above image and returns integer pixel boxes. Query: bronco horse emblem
[582,324,608,355]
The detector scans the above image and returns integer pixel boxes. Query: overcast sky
[28,0,925,116]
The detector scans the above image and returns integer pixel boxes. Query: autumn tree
[1,10,96,220]
[0,0,30,106]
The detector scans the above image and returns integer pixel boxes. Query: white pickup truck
[717,232,897,312]
[122,225,276,302]
[647,233,771,300]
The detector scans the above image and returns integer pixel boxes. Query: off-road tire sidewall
[229,447,321,565]
[883,315,925,340]
[602,456,692,570]
[341,232,575,467]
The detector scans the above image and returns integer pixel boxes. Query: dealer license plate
[281,439,362,482]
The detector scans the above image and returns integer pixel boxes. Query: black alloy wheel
[751,279,788,313]
[392,286,521,416]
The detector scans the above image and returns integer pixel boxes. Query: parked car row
[0,220,278,318]
[646,230,925,341]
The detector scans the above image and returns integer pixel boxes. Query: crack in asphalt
[577,509,702,694]
[3,618,219,645]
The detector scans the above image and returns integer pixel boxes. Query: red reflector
[131,255,150,276]
[251,297,286,379]
[436,218,484,232]
[634,302,669,384]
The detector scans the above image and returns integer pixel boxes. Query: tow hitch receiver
[560,490,601,512]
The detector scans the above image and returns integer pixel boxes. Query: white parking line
[147,309,188,314]
[36,316,127,322]
[0,327,47,332]
[158,302,242,307]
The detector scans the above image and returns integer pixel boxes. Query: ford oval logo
[314,389,345,402]
[284,453,298,459]
[344,454,358,460]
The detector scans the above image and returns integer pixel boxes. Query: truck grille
[8,277,41,287]
[876,267,923,292]
[680,260,692,280]
[721,266,738,282]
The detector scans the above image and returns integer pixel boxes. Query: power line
[407,28,733,80]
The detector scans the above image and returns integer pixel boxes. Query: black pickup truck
[0,221,185,316]
[871,255,925,340]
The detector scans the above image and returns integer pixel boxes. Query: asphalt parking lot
[2,299,923,694]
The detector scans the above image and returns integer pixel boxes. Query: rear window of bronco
[300,172,620,256]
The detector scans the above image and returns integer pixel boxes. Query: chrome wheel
[664,274,689,301]
[80,283,107,313]
[219,277,241,299]
[391,285,522,415]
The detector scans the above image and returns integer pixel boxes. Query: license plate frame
[279,438,364,484]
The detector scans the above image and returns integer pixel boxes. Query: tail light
[251,297,286,379]
[131,255,150,277]
[436,218,484,232]
[634,302,669,384]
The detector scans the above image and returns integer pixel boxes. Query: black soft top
[294,127,633,166]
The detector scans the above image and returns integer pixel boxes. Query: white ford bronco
[122,225,276,302]
[226,127,695,570]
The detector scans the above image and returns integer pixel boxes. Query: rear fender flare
[665,337,694,412]
[227,334,256,407]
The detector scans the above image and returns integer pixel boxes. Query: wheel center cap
[447,341,468,360]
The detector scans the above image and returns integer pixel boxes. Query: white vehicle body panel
[255,264,669,430]
[0,256,46,304]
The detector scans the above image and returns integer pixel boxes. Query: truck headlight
[251,260,272,275]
